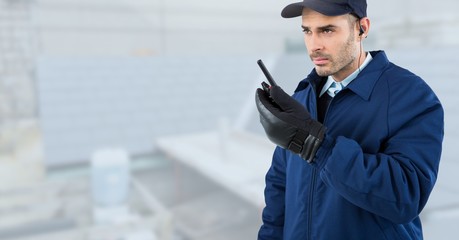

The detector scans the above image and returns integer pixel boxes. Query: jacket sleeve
[314,76,444,224]
[258,147,287,239]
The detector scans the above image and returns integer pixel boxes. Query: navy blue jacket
[258,51,444,240]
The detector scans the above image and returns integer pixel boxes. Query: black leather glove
[255,85,326,163]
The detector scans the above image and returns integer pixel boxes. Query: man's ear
[359,17,370,39]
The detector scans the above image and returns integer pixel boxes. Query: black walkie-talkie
[257,59,278,94]
[257,59,282,109]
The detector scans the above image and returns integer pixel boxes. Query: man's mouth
[312,57,329,65]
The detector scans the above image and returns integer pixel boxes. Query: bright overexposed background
[0,0,458,239]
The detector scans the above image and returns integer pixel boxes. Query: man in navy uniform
[255,0,444,239]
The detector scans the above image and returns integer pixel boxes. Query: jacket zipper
[307,82,331,239]
[307,168,317,240]
[308,89,342,238]
[307,81,320,239]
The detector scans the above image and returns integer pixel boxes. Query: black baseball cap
[281,0,367,19]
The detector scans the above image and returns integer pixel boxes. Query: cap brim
[281,1,352,18]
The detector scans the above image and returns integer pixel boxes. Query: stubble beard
[312,33,358,78]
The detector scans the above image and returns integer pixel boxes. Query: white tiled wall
[37,56,268,166]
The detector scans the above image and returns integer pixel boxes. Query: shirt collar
[319,53,373,97]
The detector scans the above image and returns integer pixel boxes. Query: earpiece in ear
[359,25,365,36]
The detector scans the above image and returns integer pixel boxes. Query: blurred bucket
[90,148,131,224]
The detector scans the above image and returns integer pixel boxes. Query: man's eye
[323,29,333,34]
[302,29,311,34]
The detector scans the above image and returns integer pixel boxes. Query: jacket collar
[295,51,390,101]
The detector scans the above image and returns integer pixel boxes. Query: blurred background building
[0,0,458,239]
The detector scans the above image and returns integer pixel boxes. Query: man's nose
[306,34,323,52]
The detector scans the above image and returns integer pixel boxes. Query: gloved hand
[255,85,326,163]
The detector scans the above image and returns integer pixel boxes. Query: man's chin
[315,67,332,77]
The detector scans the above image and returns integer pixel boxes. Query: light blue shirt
[319,53,373,97]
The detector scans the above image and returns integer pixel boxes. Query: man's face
[301,9,360,81]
